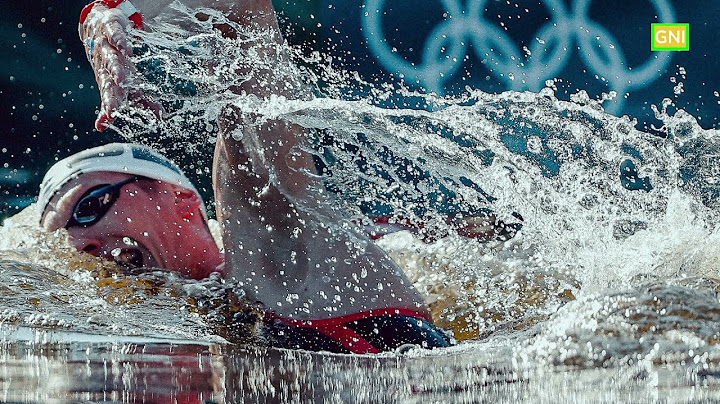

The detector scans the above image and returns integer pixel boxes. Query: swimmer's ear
[171,185,203,221]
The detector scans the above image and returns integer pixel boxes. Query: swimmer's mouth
[105,237,162,270]
[110,247,145,269]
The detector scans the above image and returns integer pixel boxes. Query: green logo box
[652,23,689,51]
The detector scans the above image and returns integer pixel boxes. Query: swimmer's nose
[79,240,103,256]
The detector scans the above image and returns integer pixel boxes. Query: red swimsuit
[264,308,452,354]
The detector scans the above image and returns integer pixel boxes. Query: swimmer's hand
[79,3,163,131]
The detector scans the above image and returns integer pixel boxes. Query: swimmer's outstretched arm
[199,2,428,319]
[80,0,429,321]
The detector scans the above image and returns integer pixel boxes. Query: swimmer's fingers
[81,4,143,130]
[96,28,162,128]
[95,73,122,130]
[93,36,134,130]
[95,58,162,130]
[106,19,134,57]
[95,83,163,131]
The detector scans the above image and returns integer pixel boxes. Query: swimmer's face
[43,172,224,279]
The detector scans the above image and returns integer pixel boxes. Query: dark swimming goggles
[65,176,139,228]
[264,309,453,354]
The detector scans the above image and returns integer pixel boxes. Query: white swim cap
[38,143,206,223]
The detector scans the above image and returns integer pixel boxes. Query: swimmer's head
[39,143,224,279]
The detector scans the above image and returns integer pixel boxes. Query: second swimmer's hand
[79,3,163,131]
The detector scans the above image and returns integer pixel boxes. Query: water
[4,329,720,403]
[3,5,720,403]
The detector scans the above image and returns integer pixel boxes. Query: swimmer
[39,143,456,352]
[38,143,455,352]
[71,0,456,353]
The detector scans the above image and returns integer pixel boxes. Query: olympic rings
[361,0,676,114]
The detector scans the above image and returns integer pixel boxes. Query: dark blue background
[319,0,718,129]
